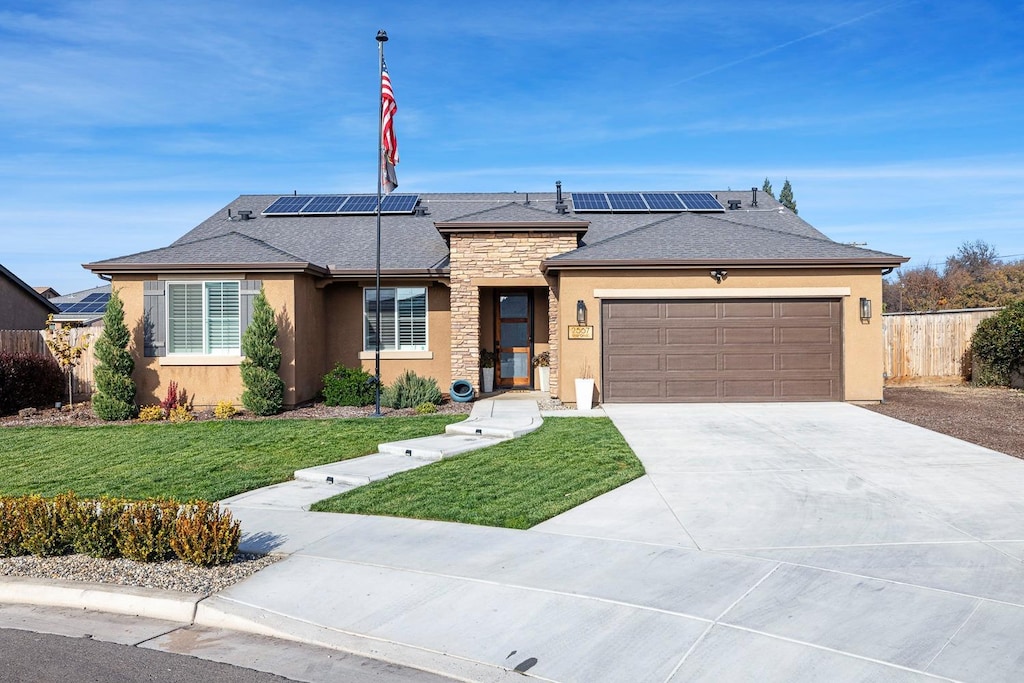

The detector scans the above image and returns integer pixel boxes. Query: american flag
[381,57,398,193]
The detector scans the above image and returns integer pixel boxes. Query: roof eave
[83,262,327,276]
[326,268,450,281]
[541,256,910,273]
[435,221,589,235]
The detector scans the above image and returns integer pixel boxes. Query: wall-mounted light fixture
[860,297,872,321]
[576,300,587,325]
[710,269,728,284]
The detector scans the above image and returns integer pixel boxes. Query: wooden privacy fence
[0,326,100,401]
[882,308,1001,385]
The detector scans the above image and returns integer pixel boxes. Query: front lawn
[0,416,464,501]
[311,417,644,529]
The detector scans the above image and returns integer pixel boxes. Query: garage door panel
[780,353,834,371]
[780,326,834,344]
[605,302,662,319]
[666,353,718,371]
[603,298,842,403]
[664,302,717,318]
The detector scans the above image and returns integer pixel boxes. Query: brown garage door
[602,298,843,402]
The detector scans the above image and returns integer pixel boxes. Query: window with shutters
[364,287,427,351]
[167,281,241,355]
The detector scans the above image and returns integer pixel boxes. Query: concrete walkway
[5,401,1024,681]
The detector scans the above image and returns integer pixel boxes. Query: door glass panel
[499,294,528,318]
[500,322,528,347]
[500,351,528,378]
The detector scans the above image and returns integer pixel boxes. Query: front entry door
[496,292,532,388]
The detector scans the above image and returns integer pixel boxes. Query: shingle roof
[86,189,907,274]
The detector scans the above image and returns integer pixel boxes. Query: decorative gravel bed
[0,552,279,595]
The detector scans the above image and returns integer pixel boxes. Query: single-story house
[0,263,59,330]
[85,186,907,408]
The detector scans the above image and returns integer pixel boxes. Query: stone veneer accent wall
[448,231,579,394]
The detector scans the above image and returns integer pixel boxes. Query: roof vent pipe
[555,180,569,214]
[727,199,742,210]
[751,187,758,207]
[238,210,253,220]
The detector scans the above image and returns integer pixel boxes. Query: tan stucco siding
[0,278,53,330]
[555,268,886,404]
[323,281,453,390]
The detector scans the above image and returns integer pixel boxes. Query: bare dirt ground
[864,385,1024,459]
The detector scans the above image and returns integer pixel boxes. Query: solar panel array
[571,192,724,213]
[59,292,110,314]
[262,194,420,216]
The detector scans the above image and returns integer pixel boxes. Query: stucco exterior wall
[0,277,53,330]
[555,268,886,404]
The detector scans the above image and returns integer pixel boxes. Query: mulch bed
[864,385,1024,459]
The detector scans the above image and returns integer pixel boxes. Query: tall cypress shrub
[240,289,285,415]
[93,289,137,420]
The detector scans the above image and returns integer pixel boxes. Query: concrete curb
[0,576,201,623]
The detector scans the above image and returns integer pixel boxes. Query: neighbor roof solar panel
[340,195,379,213]
[263,196,314,214]
[607,193,646,211]
[679,192,724,211]
[380,194,419,213]
[571,193,611,211]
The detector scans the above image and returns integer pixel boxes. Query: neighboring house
[51,284,112,326]
[34,286,60,300]
[85,187,908,408]
[0,263,59,330]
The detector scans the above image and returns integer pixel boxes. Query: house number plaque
[568,325,594,340]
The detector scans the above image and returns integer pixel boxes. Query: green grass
[311,417,644,529]
[0,416,464,501]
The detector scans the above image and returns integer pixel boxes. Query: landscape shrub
[0,351,64,416]
[20,492,77,556]
[415,401,437,414]
[214,400,237,419]
[0,494,241,566]
[170,501,241,567]
[70,497,124,559]
[93,289,138,420]
[322,363,376,406]
[0,497,28,557]
[116,499,179,562]
[167,405,195,423]
[137,405,164,422]
[240,289,285,415]
[382,370,443,409]
[971,299,1024,386]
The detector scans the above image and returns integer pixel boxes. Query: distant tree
[945,239,1000,279]
[762,177,775,199]
[92,289,137,420]
[240,289,284,415]
[952,263,1024,309]
[884,264,956,312]
[779,179,797,213]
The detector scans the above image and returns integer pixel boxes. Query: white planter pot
[537,366,550,392]
[481,367,494,393]
[575,378,595,410]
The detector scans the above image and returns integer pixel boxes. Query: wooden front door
[496,292,532,388]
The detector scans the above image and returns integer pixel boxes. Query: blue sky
[2,0,1023,295]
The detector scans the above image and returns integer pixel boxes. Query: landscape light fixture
[576,300,587,325]
[860,297,872,320]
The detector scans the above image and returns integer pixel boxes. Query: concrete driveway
[212,402,1024,682]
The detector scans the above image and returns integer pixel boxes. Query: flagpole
[372,30,388,418]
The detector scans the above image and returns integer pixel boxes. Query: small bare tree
[44,315,91,407]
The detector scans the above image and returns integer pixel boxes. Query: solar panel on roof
[642,192,685,211]
[264,196,314,214]
[340,195,379,213]
[301,195,350,213]
[679,192,724,211]
[571,193,610,211]
[81,293,107,303]
[380,194,418,213]
[607,193,647,211]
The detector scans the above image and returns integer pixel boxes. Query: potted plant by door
[575,359,595,410]
[480,348,496,393]
[533,351,550,392]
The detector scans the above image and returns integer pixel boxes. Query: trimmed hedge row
[0,492,240,567]
[0,351,64,416]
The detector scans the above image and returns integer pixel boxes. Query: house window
[364,287,427,351]
[167,281,241,355]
